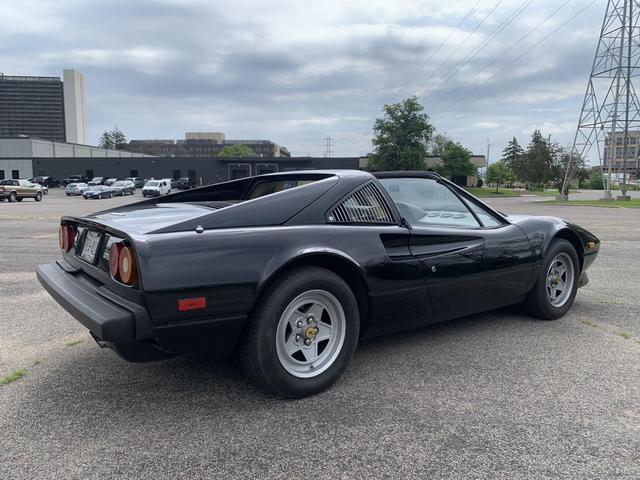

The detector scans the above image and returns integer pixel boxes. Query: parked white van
[142,179,171,197]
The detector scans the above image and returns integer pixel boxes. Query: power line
[377,0,463,95]
[432,0,598,117]
[417,0,534,103]
[389,0,483,102]
[428,0,574,114]
[341,0,483,153]
[413,0,506,98]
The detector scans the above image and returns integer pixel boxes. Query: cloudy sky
[1,0,605,159]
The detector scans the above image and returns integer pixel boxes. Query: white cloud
[0,0,605,159]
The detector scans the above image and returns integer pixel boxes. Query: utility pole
[561,0,640,201]
[486,139,492,177]
[323,137,334,158]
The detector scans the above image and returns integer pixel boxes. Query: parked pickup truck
[0,179,44,202]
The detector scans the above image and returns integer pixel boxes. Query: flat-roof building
[129,132,291,158]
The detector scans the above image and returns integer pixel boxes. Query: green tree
[218,144,255,157]
[98,130,114,149]
[428,132,453,156]
[548,146,586,193]
[485,161,514,192]
[501,137,524,177]
[112,126,128,150]
[369,96,434,171]
[437,142,475,181]
[518,130,552,189]
[587,168,604,189]
[97,126,128,151]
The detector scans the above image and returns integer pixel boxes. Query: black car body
[125,177,146,188]
[31,176,61,188]
[37,170,600,397]
[62,175,87,186]
[177,177,197,190]
[82,185,114,199]
[88,177,107,186]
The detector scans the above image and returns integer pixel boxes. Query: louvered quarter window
[328,183,395,224]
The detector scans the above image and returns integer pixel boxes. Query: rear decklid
[78,202,219,235]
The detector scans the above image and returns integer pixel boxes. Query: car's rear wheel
[240,266,359,398]
[524,239,579,320]
[8,192,17,202]
[35,192,42,202]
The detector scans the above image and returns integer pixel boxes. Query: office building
[0,69,85,144]
[129,132,291,158]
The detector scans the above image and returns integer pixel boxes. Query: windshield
[146,181,160,187]
[112,181,125,187]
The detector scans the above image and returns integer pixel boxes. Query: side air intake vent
[328,182,395,224]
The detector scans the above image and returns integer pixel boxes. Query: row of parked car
[65,177,188,199]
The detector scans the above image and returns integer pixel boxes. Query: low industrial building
[1,137,483,187]
[129,132,291,158]
[0,137,360,184]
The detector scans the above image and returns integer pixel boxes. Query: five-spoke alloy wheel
[525,239,579,320]
[241,266,359,398]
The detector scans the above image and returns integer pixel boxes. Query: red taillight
[109,243,138,285]
[109,243,123,279]
[58,225,76,252]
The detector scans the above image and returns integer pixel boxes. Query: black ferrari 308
[37,170,600,397]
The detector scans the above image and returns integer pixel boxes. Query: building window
[11,170,19,179]
[130,169,138,177]
[86,169,94,179]
[256,163,278,176]
[187,169,196,180]
[0,170,4,180]
[173,169,181,180]
[228,164,251,180]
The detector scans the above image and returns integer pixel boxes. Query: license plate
[80,230,102,263]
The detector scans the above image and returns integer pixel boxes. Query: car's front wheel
[524,239,580,320]
[35,192,42,202]
[240,266,359,398]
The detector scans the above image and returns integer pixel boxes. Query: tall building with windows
[603,130,640,178]
[0,69,85,143]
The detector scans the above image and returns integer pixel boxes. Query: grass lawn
[464,188,521,198]
[543,199,640,208]
[465,188,580,198]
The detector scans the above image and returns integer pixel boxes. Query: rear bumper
[36,262,170,362]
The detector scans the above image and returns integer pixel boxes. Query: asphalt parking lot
[1,188,639,479]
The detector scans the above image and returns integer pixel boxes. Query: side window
[464,200,504,228]
[379,177,480,228]
[328,183,395,224]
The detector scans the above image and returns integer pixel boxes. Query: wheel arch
[255,251,370,335]
[551,228,585,271]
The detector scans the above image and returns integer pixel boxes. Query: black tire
[8,192,17,203]
[524,239,580,320]
[240,266,360,398]
[35,192,42,202]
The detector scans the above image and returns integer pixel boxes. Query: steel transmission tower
[323,136,334,157]
[562,0,640,199]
